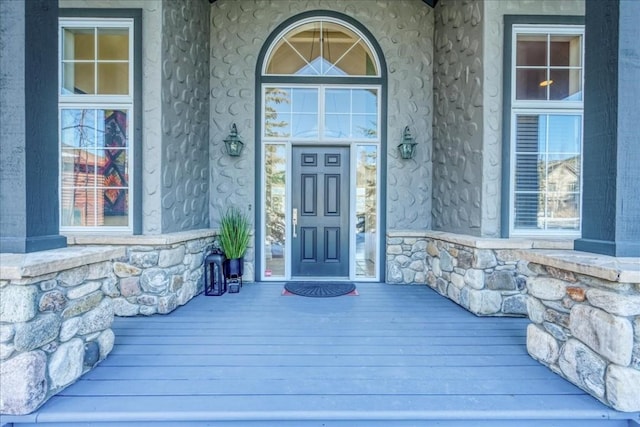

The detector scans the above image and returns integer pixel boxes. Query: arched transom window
[263,18,380,77]
[257,13,385,282]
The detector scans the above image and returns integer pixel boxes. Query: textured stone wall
[482,0,585,236]
[423,238,530,316]
[387,231,536,316]
[209,0,434,235]
[161,0,211,233]
[67,230,218,314]
[524,261,640,412]
[432,0,484,236]
[0,258,117,415]
[105,234,215,316]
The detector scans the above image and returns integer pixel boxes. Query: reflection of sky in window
[296,57,347,76]
[265,87,378,139]
[266,89,291,114]
[352,90,377,114]
[292,89,317,113]
[353,114,377,138]
[325,115,349,138]
[538,115,581,160]
[61,109,97,148]
[292,114,317,138]
[326,89,350,113]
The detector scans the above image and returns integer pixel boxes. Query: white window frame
[262,17,381,78]
[509,24,585,237]
[260,84,382,282]
[58,18,134,234]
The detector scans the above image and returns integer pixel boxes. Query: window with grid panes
[59,18,133,232]
[510,25,584,235]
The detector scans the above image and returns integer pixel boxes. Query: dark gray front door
[292,146,350,277]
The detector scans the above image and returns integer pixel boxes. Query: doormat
[283,282,358,297]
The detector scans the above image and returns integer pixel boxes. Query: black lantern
[204,250,226,296]
[224,123,244,157]
[398,126,418,160]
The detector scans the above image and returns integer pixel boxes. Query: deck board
[3,283,638,426]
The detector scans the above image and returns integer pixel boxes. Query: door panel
[292,146,349,277]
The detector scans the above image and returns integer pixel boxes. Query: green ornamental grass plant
[219,207,251,260]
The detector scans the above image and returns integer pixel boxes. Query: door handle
[292,208,298,238]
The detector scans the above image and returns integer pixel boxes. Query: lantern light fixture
[398,126,418,160]
[224,123,244,157]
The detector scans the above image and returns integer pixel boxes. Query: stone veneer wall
[0,247,123,415]
[160,0,211,233]
[386,230,572,317]
[67,230,217,316]
[387,230,640,411]
[432,0,484,235]
[521,250,640,412]
[0,230,218,415]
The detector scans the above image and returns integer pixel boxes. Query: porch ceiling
[208,0,440,6]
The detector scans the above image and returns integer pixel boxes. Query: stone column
[0,0,66,253]
[574,0,640,257]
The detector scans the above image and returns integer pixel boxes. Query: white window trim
[509,24,585,237]
[58,17,135,234]
[259,84,382,282]
[261,84,381,143]
[262,16,381,78]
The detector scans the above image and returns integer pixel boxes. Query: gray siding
[0,0,66,252]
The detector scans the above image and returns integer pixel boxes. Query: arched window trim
[261,15,382,79]
[254,10,388,281]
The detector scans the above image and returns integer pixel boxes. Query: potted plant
[218,206,251,281]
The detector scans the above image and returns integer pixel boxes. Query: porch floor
[3,283,639,426]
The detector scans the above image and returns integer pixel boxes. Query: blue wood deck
[2,283,639,426]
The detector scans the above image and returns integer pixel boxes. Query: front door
[291,146,350,277]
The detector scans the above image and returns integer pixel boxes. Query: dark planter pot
[224,257,243,279]
[223,257,243,293]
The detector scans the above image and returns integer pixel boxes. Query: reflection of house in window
[61,110,128,227]
[61,149,106,226]
[102,110,128,222]
[545,155,579,223]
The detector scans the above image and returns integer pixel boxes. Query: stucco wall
[60,0,212,235]
[208,0,434,231]
[160,0,210,233]
[432,0,584,238]
[482,0,585,237]
[60,0,164,234]
[432,0,484,236]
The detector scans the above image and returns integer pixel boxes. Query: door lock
[292,208,298,238]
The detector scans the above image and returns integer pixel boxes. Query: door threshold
[290,277,351,282]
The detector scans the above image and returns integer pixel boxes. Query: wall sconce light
[224,123,244,157]
[398,126,418,160]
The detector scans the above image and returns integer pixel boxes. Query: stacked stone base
[387,231,571,316]
[0,229,219,415]
[521,250,640,412]
[67,230,216,316]
[0,247,123,415]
